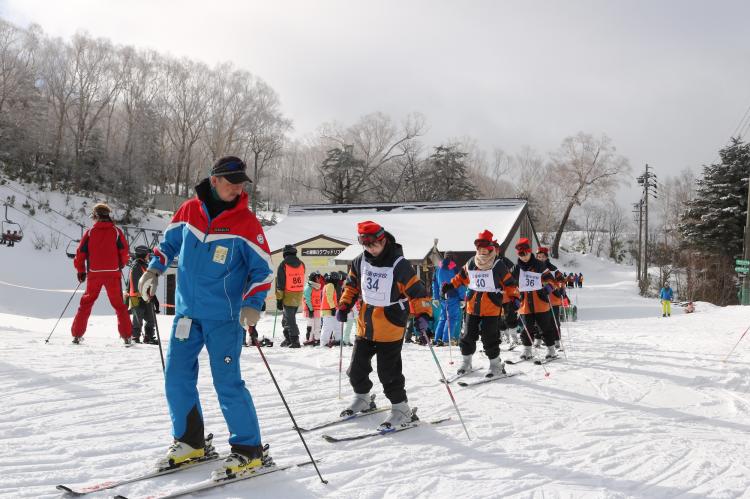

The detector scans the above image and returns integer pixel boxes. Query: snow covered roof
[265,199,530,261]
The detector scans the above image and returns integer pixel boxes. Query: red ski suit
[71,221,132,338]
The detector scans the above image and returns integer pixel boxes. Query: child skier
[441,230,517,378]
[126,245,158,344]
[513,238,558,361]
[335,221,433,429]
[303,271,324,345]
[319,272,341,347]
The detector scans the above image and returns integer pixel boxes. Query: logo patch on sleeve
[224,356,232,364]
[257,234,265,244]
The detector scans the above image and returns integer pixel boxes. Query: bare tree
[549,132,631,258]
[241,78,292,212]
[319,111,425,202]
[606,200,628,262]
[160,57,211,197]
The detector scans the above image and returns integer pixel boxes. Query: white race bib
[360,257,402,307]
[519,270,543,292]
[467,269,497,292]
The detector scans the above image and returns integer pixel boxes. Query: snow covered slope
[2,233,750,497]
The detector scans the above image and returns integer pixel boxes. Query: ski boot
[378,402,416,430]
[122,336,133,346]
[71,336,83,345]
[288,337,301,348]
[211,444,269,479]
[280,338,290,347]
[457,355,472,375]
[533,337,542,348]
[132,335,142,344]
[156,434,216,470]
[555,340,563,351]
[486,356,506,378]
[340,393,375,417]
[519,345,534,360]
[545,345,559,360]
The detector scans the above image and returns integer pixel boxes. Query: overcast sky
[2,0,750,204]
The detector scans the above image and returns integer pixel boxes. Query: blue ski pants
[165,315,261,450]
[434,299,461,343]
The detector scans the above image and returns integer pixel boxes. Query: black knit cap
[283,244,297,256]
[211,156,251,184]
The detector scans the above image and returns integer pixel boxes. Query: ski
[504,357,533,365]
[457,372,521,387]
[440,368,480,384]
[294,406,390,432]
[534,357,561,365]
[56,451,221,496]
[322,411,451,443]
[113,460,316,499]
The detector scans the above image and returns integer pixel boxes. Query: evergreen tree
[679,137,749,257]
[318,146,368,204]
[420,145,479,201]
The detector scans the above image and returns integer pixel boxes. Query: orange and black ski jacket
[339,234,432,342]
[513,255,555,315]
[450,257,517,317]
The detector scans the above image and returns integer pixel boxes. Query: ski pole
[421,329,471,441]
[445,300,453,365]
[518,314,551,378]
[44,281,82,343]
[722,324,750,362]
[151,300,165,373]
[338,321,345,399]
[253,331,328,484]
[548,304,568,360]
[271,306,279,342]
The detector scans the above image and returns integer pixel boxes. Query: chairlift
[65,225,85,259]
[1,204,23,247]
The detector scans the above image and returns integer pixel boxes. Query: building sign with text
[301,248,345,257]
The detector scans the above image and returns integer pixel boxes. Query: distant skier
[70,203,132,345]
[274,244,305,348]
[442,230,517,377]
[660,282,674,317]
[335,221,433,430]
[138,156,273,477]
[578,273,584,288]
[126,245,158,344]
[319,272,341,347]
[303,271,324,346]
[431,251,464,347]
[513,238,558,360]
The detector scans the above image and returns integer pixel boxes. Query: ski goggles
[358,230,385,246]
[474,239,493,249]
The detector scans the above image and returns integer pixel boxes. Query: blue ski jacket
[432,259,465,301]
[148,187,273,320]
[659,287,673,301]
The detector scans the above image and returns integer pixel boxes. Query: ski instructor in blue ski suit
[138,156,273,478]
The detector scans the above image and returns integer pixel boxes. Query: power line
[2,180,86,229]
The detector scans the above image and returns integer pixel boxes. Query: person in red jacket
[71,203,132,344]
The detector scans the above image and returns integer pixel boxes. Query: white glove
[240,307,260,328]
[138,269,160,301]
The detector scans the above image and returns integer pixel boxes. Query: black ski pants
[460,314,500,360]
[131,299,156,340]
[283,305,300,341]
[518,311,556,347]
[348,337,406,404]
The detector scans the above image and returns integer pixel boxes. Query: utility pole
[636,164,657,294]
[742,167,750,305]
[632,199,643,283]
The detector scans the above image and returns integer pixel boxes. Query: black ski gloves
[77,272,86,283]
